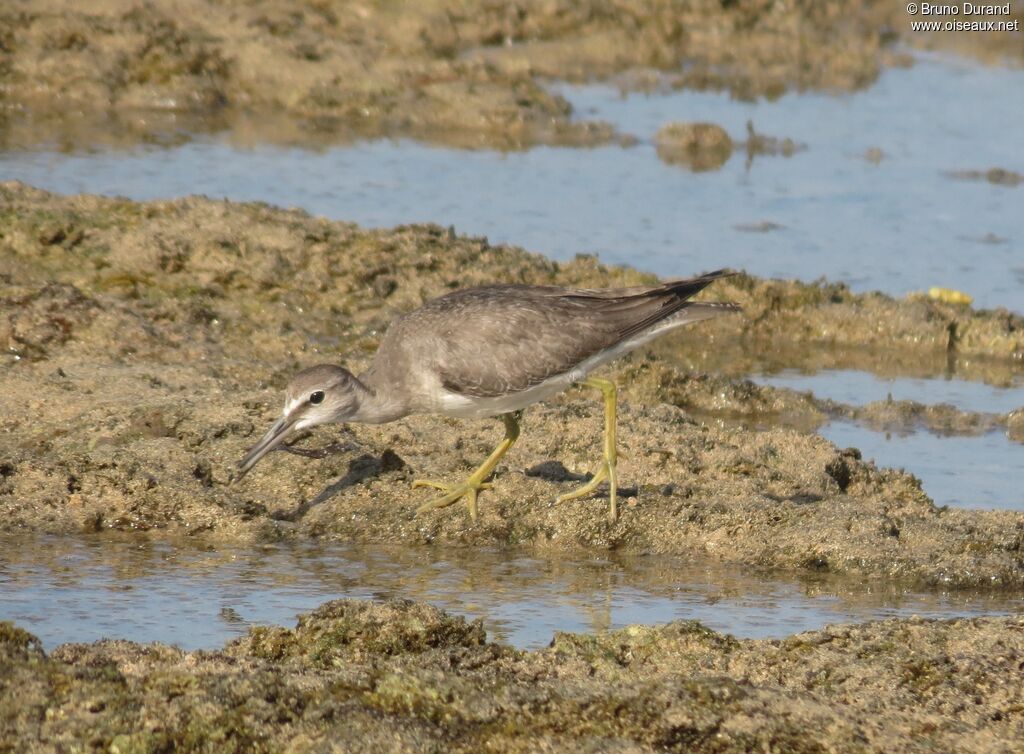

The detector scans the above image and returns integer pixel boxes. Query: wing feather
[377,271,737,399]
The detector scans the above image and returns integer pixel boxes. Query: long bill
[234,415,297,481]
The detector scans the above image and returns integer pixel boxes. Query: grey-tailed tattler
[237,271,738,520]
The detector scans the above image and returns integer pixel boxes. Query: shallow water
[756,369,1024,415]
[748,369,1024,511]
[820,421,1023,511]
[2,54,1021,312]
[2,536,1019,651]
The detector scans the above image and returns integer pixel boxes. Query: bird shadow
[272,447,406,522]
[525,460,638,499]
[525,460,589,483]
[277,441,355,460]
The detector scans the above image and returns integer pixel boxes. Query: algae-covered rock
[238,599,487,666]
[1,182,1023,589]
[1,600,1022,752]
[0,0,894,151]
[1,1,1020,153]
[655,122,733,171]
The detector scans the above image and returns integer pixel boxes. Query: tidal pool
[756,369,1024,416]
[819,421,1023,511]
[746,370,1024,511]
[2,536,1019,651]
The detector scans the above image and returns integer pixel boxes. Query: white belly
[431,332,644,419]
[435,368,585,419]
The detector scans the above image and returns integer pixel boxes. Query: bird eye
[309,390,325,405]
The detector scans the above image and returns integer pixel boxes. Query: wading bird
[237,271,738,520]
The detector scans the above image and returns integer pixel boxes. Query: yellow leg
[555,376,619,521]
[413,411,521,521]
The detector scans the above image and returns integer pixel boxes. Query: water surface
[2,54,1021,312]
[757,369,1024,415]
[820,422,1023,511]
[2,536,1019,651]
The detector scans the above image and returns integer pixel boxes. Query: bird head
[235,364,361,479]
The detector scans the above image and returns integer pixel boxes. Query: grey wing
[427,294,618,397]
[383,273,737,399]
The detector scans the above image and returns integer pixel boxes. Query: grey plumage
[237,270,739,520]
[362,270,738,404]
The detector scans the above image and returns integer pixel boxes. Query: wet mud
[1,182,1022,591]
[1,0,997,151]
[2,597,1022,752]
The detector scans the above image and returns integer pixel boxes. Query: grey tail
[661,300,742,328]
[580,269,740,341]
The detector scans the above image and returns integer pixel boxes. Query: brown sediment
[1,597,1022,752]
[864,146,885,164]
[1008,410,1024,443]
[649,117,811,175]
[619,361,1022,440]
[1,182,1022,590]
[946,168,1024,187]
[889,2,1024,65]
[654,122,733,172]
[739,120,807,164]
[2,2,1020,153]
[844,398,1006,437]
[0,0,889,151]
[732,221,786,233]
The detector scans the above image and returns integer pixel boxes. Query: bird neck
[350,371,409,424]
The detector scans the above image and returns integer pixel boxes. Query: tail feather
[657,301,741,328]
[595,270,739,341]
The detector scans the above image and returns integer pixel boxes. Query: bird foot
[554,461,618,521]
[413,478,494,520]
